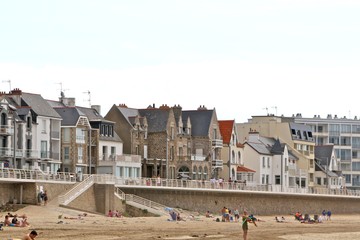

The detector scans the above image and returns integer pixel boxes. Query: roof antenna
[271,106,278,116]
[55,82,69,98]
[2,80,11,91]
[83,90,91,107]
[263,107,268,115]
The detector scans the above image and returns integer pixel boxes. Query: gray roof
[77,106,112,122]
[247,136,274,155]
[182,110,214,137]
[22,93,61,118]
[289,122,314,142]
[315,145,333,165]
[100,132,123,142]
[53,107,86,126]
[117,107,140,125]
[138,109,169,133]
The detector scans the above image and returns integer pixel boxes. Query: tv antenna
[2,80,11,91]
[263,107,268,115]
[55,82,69,97]
[271,106,278,116]
[83,90,91,107]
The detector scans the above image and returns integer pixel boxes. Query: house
[218,120,243,181]
[0,89,62,172]
[314,145,343,190]
[182,105,223,179]
[243,131,299,189]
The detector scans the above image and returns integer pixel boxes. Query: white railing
[58,175,94,205]
[115,177,360,197]
[115,187,168,215]
[0,168,77,182]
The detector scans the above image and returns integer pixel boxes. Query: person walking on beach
[43,190,48,206]
[242,210,257,240]
[22,230,38,240]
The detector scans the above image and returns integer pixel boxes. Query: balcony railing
[191,155,206,161]
[212,159,223,168]
[212,139,223,148]
[99,154,141,164]
[0,125,13,135]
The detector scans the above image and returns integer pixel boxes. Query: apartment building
[295,114,358,189]
[0,89,62,172]
[237,115,315,188]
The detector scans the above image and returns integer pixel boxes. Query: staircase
[58,175,95,206]
[115,188,169,216]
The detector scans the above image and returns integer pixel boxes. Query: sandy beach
[1,200,360,240]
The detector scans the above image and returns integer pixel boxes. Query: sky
[1,0,360,122]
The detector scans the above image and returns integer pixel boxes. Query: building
[218,120,243,181]
[237,115,315,189]
[295,114,360,189]
[0,89,62,172]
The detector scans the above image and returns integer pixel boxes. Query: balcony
[0,125,13,135]
[98,154,141,166]
[212,159,223,168]
[191,155,207,161]
[212,139,223,148]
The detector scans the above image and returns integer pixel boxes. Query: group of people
[107,209,122,218]
[2,212,30,227]
[37,190,48,206]
[218,206,241,222]
[294,209,332,223]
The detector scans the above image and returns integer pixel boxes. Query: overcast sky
[1,0,360,122]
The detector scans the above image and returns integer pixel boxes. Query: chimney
[91,105,101,115]
[334,115,338,119]
[62,97,76,107]
[327,114,332,119]
[248,131,260,142]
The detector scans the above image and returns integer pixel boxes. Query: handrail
[0,168,76,183]
[58,175,94,205]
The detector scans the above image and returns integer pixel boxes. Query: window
[341,124,351,133]
[76,128,85,143]
[64,147,70,160]
[352,162,360,171]
[341,137,351,146]
[329,136,339,145]
[41,141,47,158]
[323,177,328,186]
[42,119,46,133]
[329,124,340,135]
[275,175,280,185]
[353,125,360,134]
[345,174,351,183]
[262,157,265,168]
[340,149,351,161]
[144,145,148,159]
[261,174,265,184]
[171,146,175,160]
[265,175,269,184]
[78,147,83,163]
[316,177,321,185]
[63,128,70,143]
[171,127,174,140]
[26,116,31,129]
[353,137,360,149]
[267,157,270,168]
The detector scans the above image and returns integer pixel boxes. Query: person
[43,190,48,205]
[4,215,11,226]
[327,210,332,220]
[22,230,38,240]
[205,210,213,218]
[242,210,249,240]
[233,209,240,222]
[37,191,43,205]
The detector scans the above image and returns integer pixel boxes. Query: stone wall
[121,187,360,215]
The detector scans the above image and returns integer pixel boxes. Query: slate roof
[182,110,214,137]
[218,120,234,145]
[53,107,86,126]
[117,106,140,125]
[138,109,169,133]
[315,145,333,165]
[77,106,112,123]
[21,93,61,119]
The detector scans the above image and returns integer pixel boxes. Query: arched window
[193,166,197,180]
[198,166,203,180]
[232,150,235,164]
[238,152,242,165]
[204,166,208,180]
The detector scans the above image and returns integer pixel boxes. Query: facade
[218,120,242,181]
[295,114,360,189]
[105,104,223,180]
[314,144,343,190]
[243,132,299,189]
[237,115,315,189]
[0,89,62,172]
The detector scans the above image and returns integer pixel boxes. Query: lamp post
[88,128,92,175]
[166,137,169,179]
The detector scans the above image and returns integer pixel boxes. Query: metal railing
[0,168,77,182]
[58,175,94,205]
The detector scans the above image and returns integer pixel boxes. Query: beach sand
[1,201,360,240]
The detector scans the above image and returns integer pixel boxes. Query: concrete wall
[0,182,75,205]
[121,187,360,215]
[68,184,125,215]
